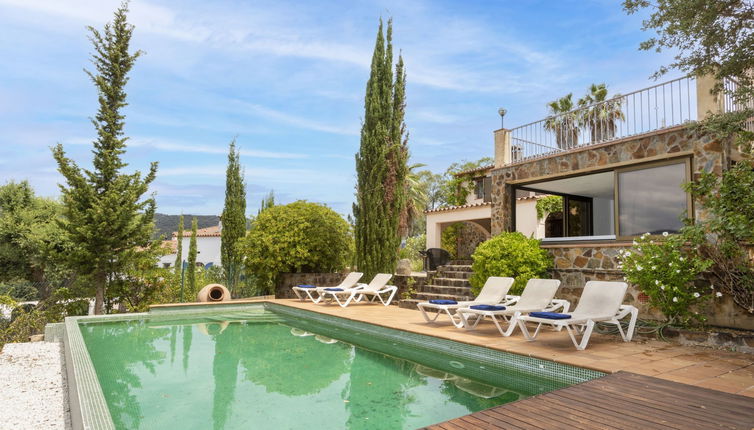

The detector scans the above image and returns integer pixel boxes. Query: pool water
[79,311,549,429]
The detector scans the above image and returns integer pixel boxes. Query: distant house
[158,224,222,269]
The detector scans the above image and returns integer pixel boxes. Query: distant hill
[153,213,220,239]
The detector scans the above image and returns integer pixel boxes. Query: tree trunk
[93,271,106,315]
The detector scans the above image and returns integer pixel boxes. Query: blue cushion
[324,287,343,291]
[529,312,571,320]
[470,304,506,311]
[429,299,458,305]
[296,284,316,289]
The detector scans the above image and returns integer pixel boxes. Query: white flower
[716,292,723,298]
[632,240,638,246]
[679,257,685,261]
[710,284,715,290]
[661,285,666,290]
[655,280,660,285]
[652,266,657,270]
[618,249,624,255]
[676,269,681,273]
[693,292,700,298]
[625,251,632,257]
[642,232,650,238]
[636,265,643,271]
[662,232,669,237]
[672,297,678,302]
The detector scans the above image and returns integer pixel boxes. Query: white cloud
[129,137,308,159]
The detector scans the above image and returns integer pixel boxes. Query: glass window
[617,162,688,236]
[474,179,484,199]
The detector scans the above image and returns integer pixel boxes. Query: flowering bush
[618,232,712,326]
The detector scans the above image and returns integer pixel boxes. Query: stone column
[494,128,512,168]
[425,218,443,250]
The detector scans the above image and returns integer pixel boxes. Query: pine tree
[187,217,198,295]
[353,18,409,280]
[52,2,157,314]
[221,139,246,295]
[174,214,184,274]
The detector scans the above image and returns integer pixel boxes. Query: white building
[159,225,222,269]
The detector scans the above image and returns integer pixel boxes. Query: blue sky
[0,0,677,216]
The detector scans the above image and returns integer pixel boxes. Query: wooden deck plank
[428,372,754,430]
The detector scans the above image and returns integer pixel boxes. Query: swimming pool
[58,302,604,429]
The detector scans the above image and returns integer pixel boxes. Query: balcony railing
[723,77,754,131]
[509,76,698,163]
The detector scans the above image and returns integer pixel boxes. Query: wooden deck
[424,372,754,430]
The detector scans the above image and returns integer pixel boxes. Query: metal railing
[509,76,698,163]
[723,77,754,131]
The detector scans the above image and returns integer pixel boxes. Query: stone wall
[392,273,429,302]
[456,221,490,259]
[491,126,726,234]
[275,272,349,299]
[545,244,754,330]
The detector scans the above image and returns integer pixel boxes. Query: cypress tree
[220,139,246,295]
[174,214,184,274]
[187,217,198,294]
[52,2,157,314]
[354,18,409,280]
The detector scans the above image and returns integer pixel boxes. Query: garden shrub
[399,234,425,271]
[617,233,712,326]
[441,223,463,259]
[0,279,38,301]
[469,232,552,295]
[242,201,353,294]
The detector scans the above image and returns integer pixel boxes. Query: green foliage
[259,190,275,215]
[682,160,754,313]
[354,18,409,280]
[577,83,625,142]
[399,234,426,271]
[623,0,754,154]
[0,181,72,297]
[618,233,713,326]
[108,243,170,312]
[400,162,429,237]
[469,232,552,295]
[221,139,247,293]
[51,3,157,314]
[535,195,563,220]
[0,279,38,301]
[174,214,184,274]
[441,223,463,260]
[242,201,353,294]
[544,94,579,149]
[186,218,198,294]
[0,295,17,308]
[440,158,494,207]
[401,276,417,300]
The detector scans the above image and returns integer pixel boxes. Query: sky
[0,0,678,216]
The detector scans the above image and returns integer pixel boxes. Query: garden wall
[544,243,754,331]
[456,222,490,259]
[275,272,348,299]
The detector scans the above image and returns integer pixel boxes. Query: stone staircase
[399,260,474,310]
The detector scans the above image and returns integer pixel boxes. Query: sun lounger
[416,277,516,328]
[517,281,638,350]
[291,272,364,303]
[456,278,566,337]
[319,273,395,307]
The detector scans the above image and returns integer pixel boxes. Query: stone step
[413,292,473,302]
[420,285,472,296]
[429,277,471,288]
[437,270,472,280]
[438,264,473,272]
[448,259,473,266]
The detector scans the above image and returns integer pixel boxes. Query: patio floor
[268,298,754,397]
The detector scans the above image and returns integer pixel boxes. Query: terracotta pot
[197,284,230,302]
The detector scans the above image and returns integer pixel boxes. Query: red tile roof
[172,225,221,238]
[424,201,492,214]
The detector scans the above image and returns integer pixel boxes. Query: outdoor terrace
[496,75,752,166]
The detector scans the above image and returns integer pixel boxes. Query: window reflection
[618,162,687,236]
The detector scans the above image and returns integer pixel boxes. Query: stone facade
[275,272,349,299]
[456,221,490,259]
[491,126,726,234]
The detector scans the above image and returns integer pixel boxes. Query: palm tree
[543,94,579,150]
[399,162,429,238]
[578,83,625,143]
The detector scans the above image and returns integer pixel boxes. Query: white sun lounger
[416,277,516,328]
[319,273,396,307]
[456,279,566,337]
[517,281,638,350]
[291,272,364,303]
